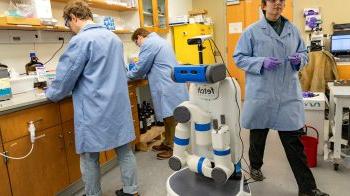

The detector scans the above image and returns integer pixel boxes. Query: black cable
[208,39,217,63]
[43,39,65,65]
[210,39,225,63]
[209,38,255,176]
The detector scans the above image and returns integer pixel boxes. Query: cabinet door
[99,152,107,165]
[155,0,169,33]
[4,126,70,196]
[106,149,117,161]
[0,137,11,196]
[62,120,81,183]
[139,0,156,29]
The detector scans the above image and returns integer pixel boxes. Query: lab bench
[0,79,147,196]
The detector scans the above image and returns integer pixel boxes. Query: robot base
[167,168,251,196]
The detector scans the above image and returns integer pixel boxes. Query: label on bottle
[151,115,155,123]
[147,117,151,126]
[140,120,143,129]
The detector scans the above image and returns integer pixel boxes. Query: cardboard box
[188,9,208,16]
[0,16,41,26]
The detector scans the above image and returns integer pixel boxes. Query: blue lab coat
[46,24,135,153]
[233,17,308,131]
[127,32,189,121]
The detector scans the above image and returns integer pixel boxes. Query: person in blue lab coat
[45,1,138,196]
[128,28,189,159]
[233,0,328,196]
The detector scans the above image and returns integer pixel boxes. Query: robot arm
[169,101,212,171]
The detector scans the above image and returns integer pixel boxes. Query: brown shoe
[152,143,172,152]
[156,150,173,160]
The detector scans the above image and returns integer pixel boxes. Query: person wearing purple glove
[233,0,328,196]
[263,57,282,71]
[289,53,302,71]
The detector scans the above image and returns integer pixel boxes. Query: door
[62,120,81,183]
[0,136,11,196]
[4,126,70,196]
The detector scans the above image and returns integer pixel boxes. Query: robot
[167,63,251,196]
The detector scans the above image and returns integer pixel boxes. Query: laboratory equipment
[0,64,12,101]
[167,64,251,196]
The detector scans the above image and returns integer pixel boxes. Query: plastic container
[301,126,319,168]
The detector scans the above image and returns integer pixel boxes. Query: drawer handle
[35,134,46,140]
[27,118,43,125]
[68,131,72,134]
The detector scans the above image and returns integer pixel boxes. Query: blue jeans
[80,144,138,196]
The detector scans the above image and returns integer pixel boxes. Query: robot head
[172,64,226,84]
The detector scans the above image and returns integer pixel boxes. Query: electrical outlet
[8,30,42,44]
[0,31,10,43]
[39,31,72,43]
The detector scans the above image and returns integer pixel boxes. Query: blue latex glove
[263,57,281,71]
[288,53,302,71]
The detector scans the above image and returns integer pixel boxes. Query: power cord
[0,145,34,160]
[208,40,217,63]
[209,38,256,179]
[43,38,65,65]
[0,121,42,160]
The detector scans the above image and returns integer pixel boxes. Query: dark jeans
[249,128,317,193]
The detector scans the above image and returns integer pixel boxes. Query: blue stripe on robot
[197,157,205,175]
[174,137,190,146]
[213,149,231,156]
[195,123,211,132]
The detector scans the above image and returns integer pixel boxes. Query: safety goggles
[64,18,71,28]
[267,0,285,3]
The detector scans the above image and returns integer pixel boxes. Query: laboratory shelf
[51,0,138,12]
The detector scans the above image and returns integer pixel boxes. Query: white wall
[166,0,193,44]
[192,0,226,63]
[0,0,140,73]
[0,0,192,73]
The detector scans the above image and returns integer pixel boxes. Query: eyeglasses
[64,18,71,28]
[267,0,285,3]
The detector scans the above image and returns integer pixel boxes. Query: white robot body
[170,77,242,184]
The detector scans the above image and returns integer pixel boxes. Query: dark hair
[131,28,151,42]
[261,0,266,15]
[63,0,93,21]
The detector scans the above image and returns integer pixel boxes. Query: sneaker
[299,189,329,196]
[156,150,173,160]
[250,168,265,181]
[115,189,139,196]
[152,143,172,152]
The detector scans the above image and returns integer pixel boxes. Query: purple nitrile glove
[263,57,281,71]
[288,53,302,71]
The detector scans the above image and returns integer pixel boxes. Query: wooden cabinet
[4,126,70,196]
[59,99,74,123]
[62,120,81,183]
[0,137,11,196]
[106,149,117,161]
[99,152,108,165]
[138,0,169,33]
[0,103,60,142]
[129,84,140,144]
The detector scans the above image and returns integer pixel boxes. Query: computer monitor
[331,34,350,56]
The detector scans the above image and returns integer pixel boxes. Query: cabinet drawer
[0,103,60,142]
[59,99,74,123]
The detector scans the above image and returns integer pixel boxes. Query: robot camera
[187,35,213,45]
